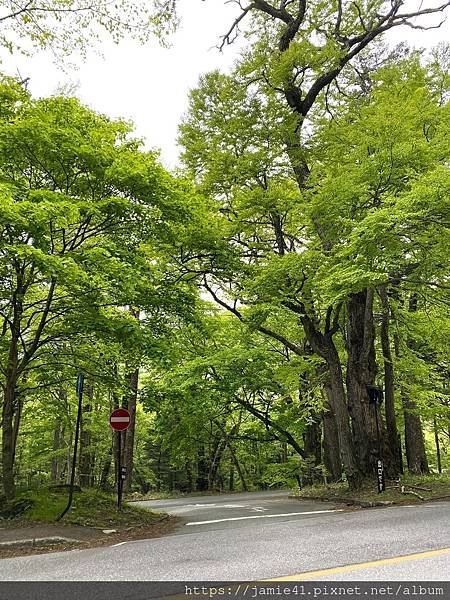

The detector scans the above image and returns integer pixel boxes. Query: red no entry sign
[109,408,131,431]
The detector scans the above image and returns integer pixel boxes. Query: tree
[177,48,449,488]
[0,0,176,58]
[0,78,192,499]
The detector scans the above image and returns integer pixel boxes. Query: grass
[294,472,450,504]
[4,487,165,528]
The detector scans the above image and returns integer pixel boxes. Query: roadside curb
[289,495,395,508]
[289,494,450,508]
[0,536,79,549]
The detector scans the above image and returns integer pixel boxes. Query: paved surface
[0,492,448,582]
[135,490,341,533]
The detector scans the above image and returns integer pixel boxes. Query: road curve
[0,492,448,582]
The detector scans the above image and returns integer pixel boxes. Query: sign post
[57,371,84,521]
[109,408,131,511]
[377,459,386,494]
[367,385,386,493]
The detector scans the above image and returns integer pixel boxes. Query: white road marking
[186,508,343,526]
[182,503,217,508]
[112,541,127,547]
[251,507,268,512]
[182,503,246,509]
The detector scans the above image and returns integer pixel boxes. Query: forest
[0,0,449,507]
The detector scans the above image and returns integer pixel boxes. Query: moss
[8,487,164,527]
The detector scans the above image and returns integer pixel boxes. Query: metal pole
[117,430,122,511]
[57,373,84,521]
[374,401,385,493]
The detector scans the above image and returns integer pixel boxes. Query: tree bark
[380,285,401,477]
[321,386,342,482]
[2,377,17,500]
[400,296,429,475]
[345,289,384,476]
[2,320,20,500]
[79,382,94,488]
[327,356,362,490]
[227,444,248,491]
[301,315,361,489]
[403,398,429,474]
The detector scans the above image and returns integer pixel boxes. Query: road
[135,490,343,534]
[0,491,449,583]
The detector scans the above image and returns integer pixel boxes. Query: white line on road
[186,508,343,526]
[112,541,128,547]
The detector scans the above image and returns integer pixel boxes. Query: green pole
[57,372,84,521]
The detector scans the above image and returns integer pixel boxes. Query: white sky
[1,0,449,169]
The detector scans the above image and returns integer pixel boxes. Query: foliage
[1,0,450,500]
[0,0,177,60]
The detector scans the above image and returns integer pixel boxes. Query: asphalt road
[0,491,449,583]
[135,490,342,534]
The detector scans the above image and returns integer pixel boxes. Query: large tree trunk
[2,377,17,500]
[301,315,361,489]
[327,356,362,490]
[403,398,429,474]
[321,386,342,482]
[346,289,385,476]
[380,285,401,477]
[2,321,21,500]
[399,296,429,475]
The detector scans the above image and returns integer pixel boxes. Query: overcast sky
[1,0,449,169]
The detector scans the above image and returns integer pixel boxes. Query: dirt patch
[0,515,182,560]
